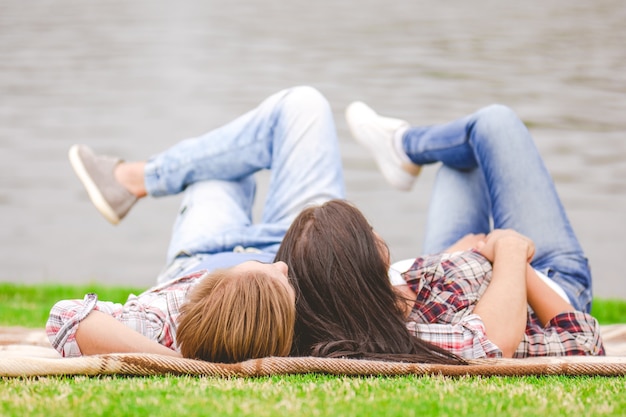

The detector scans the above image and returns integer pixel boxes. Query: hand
[476,229,535,263]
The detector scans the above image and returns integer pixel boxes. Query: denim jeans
[403,104,592,312]
[143,86,345,282]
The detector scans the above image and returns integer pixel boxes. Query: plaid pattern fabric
[518,311,605,357]
[46,271,205,357]
[403,250,605,358]
[406,314,501,359]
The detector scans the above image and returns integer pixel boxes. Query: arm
[47,294,181,358]
[443,233,486,253]
[473,230,533,357]
[447,234,576,325]
[519,267,604,356]
[525,266,575,326]
[75,310,181,357]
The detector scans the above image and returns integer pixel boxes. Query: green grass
[2,374,625,417]
[1,283,625,417]
[0,282,143,327]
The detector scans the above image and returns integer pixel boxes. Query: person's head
[176,261,296,363]
[275,199,463,364]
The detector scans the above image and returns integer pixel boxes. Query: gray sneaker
[68,144,137,224]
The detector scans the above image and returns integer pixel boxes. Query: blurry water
[1,0,625,298]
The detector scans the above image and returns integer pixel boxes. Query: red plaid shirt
[402,250,605,359]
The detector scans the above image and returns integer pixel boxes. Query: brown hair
[275,199,464,365]
[176,268,295,363]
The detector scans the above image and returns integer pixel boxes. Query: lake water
[1,0,625,299]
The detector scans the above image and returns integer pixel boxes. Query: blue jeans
[403,104,592,312]
[143,86,345,283]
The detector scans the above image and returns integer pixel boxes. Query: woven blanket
[2,325,626,378]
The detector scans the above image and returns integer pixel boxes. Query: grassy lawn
[1,283,625,417]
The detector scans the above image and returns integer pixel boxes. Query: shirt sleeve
[46,293,122,357]
[514,311,605,357]
[46,292,175,358]
[406,313,503,359]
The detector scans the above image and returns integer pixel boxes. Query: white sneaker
[345,101,421,191]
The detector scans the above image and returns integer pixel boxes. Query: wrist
[493,237,530,261]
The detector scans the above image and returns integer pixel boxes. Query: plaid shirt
[403,250,605,359]
[46,271,205,357]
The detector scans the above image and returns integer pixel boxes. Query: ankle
[114,162,147,198]
[392,126,413,165]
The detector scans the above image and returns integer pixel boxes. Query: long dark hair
[275,199,464,365]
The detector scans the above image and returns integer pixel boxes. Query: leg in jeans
[404,104,592,312]
[422,166,491,254]
[146,86,345,271]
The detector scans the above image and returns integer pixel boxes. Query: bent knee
[471,104,529,141]
[476,104,519,123]
[283,85,331,114]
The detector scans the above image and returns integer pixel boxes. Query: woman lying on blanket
[277,101,604,359]
[47,86,603,364]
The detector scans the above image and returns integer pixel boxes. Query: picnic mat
[1,325,626,378]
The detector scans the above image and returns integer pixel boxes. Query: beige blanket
[2,325,626,377]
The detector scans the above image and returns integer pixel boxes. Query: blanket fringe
[2,354,626,378]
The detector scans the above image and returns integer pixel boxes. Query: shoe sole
[68,145,121,225]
